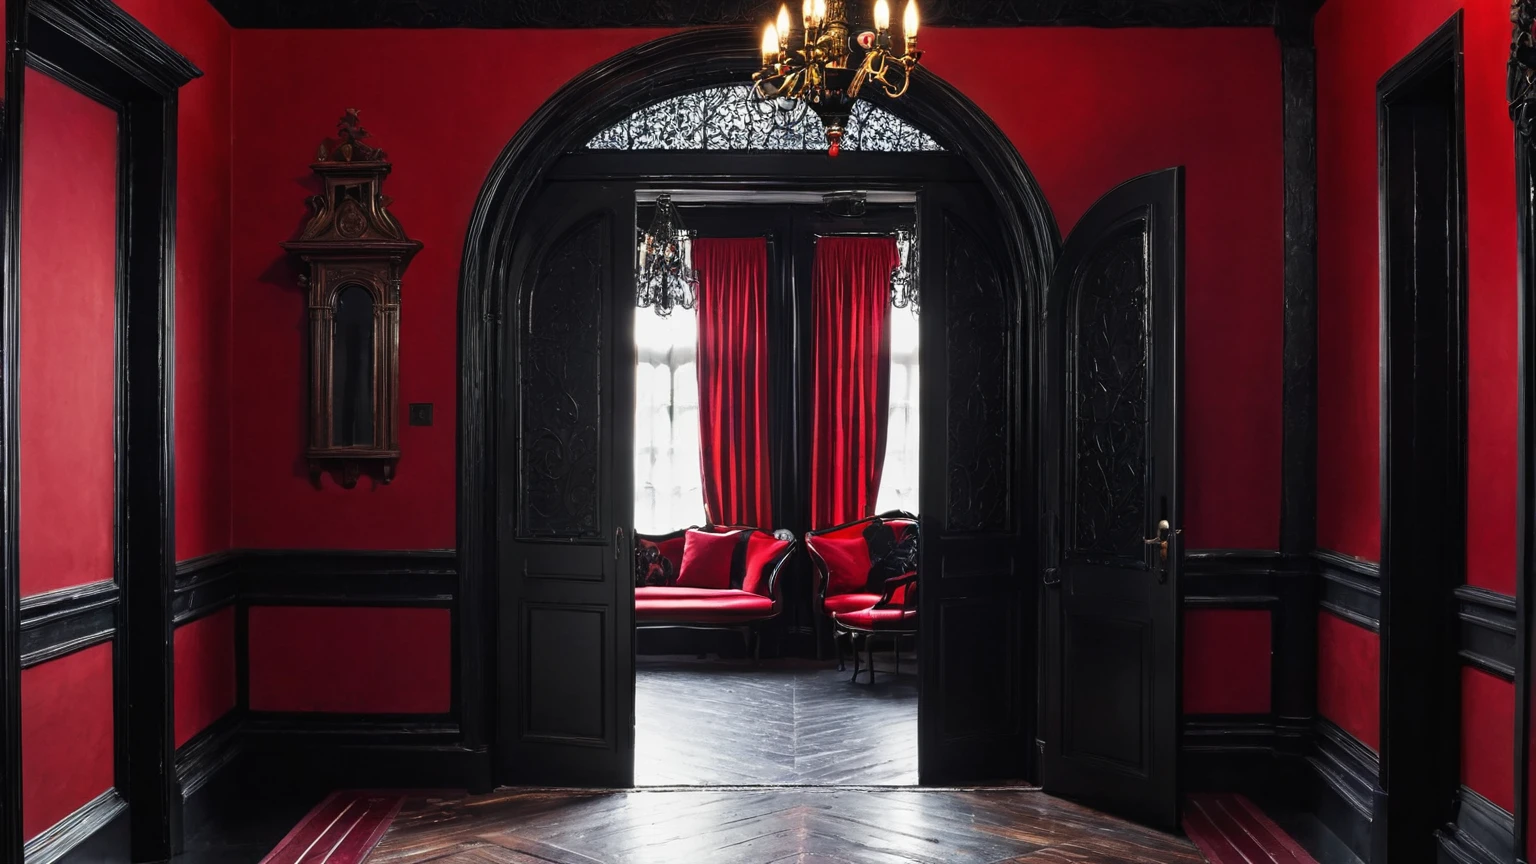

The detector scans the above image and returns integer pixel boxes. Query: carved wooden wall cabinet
[283,110,421,488]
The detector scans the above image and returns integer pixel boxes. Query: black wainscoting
[1435,787,1515,864]
[1308,718,1382,864]
[1314,550,1381,632]
[1181,714,1282,792]
[169,547,484,847]
[18,581,118,669]
[23,789,130,864]
[1454,585,1516,682]
[204,0,1280,29]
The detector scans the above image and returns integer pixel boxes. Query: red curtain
[811,236,897,529]
[695,238,772,527]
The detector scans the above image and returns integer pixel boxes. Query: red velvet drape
[695,238,772,527]
[811,236,897,529]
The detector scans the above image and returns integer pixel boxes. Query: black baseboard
[1435,787,1514,864]
[1307,719,1381,864]
[1181,715,1280,793]
[240,714,492,792]
[23,790,129,864]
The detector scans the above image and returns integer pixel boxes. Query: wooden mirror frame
[283,109,421,488]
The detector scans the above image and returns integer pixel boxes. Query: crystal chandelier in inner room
[635,194,699,318]
[753,0,923,157]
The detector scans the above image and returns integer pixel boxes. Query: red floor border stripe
[259,791,406,864]
[1184,793,1318,864]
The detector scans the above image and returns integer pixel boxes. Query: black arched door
[1040,167,1185,829]
[496,184,636,786]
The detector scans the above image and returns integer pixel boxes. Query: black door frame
[457,27,1060,782]
[1376,12,1466,864]
[0,0,198,860]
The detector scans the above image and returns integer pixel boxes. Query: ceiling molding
[205,0,1280,30]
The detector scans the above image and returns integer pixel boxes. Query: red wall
[1316,611,1379,751]
[174,608,238,747]
[247,606,452,713]
[1461,666,1514,813]
[1183,609,1271,714]
[19,68,118,599]
[116,0,235,563]
[228,27,1282,553]
[21,644,115,843]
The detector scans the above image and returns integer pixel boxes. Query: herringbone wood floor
[635,657,918,786]
[362,788,1206,864]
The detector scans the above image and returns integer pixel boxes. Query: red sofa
[803,511,919,664]
[633,526,796,659]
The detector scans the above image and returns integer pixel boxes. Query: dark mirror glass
[332,284,375,447]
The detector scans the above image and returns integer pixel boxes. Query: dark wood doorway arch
[456,27,1183,807]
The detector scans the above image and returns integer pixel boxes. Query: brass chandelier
[753,0,923,156]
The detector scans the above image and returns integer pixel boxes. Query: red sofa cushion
[807,535,871,595]
[835,606,918,631]
[635,587,776,623]
[823,592,882,614]
[676,529,742,589]
[742,533,790,597]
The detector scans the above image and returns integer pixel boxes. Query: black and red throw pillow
[634,539,678,587]
[866,526,918,594]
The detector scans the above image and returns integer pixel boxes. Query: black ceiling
[204,0,1289,29]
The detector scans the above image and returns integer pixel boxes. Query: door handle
[1143,519,1181,583]
[1043,567,1060,588]
[615,526,625,561]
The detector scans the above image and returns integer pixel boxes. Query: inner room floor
[634,654,918,786]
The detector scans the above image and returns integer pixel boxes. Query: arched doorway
[457,27,1184,826]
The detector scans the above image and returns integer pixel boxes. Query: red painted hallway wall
[21,645,115,843]
[19,68,117,600]
[229,26,1283,712]
[18,67,120,842]
[1314,0,1517,821]
[228,26,1282,553]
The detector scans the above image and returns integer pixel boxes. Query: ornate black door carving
[497,187,634,785]
[917,184,1031,783]
[1040,168,1183,829]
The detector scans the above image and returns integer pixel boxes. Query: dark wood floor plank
[365,789,1205,864]
[635,657,918,786]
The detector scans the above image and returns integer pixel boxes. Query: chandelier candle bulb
[814,0,826,27]
[777,5,791,51]
[874,0,889,33]
[762,23,779,64]
[904,0,918,52]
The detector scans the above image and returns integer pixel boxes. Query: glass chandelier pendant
[636,194,699,318]
[753,0,924,157]
[890,226,919,315]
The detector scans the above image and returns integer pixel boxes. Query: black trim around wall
[21,789,129,864]
[1309,718,1383,864]
[1436,786,1515,864]
[203,0,1282,30]
[1314,549,1381,632]
[1455,586,1516,682]
[18,582,118,669]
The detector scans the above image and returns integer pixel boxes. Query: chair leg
[849,633,862,682]
[753,627,761,664]
[816,618,825,661]
[835,629,845,671]
[894,638,900,677]
[866,635,875,684]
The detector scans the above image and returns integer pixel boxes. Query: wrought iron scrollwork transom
[1068,222,1151,565]
[586,84,943,153]
[519,216,606,538]
[943,215,1012,534]
[1513,1,1536,141]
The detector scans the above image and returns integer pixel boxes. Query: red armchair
[833,570,917,682]
[633,526,796,660]
[803,511,918,665]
